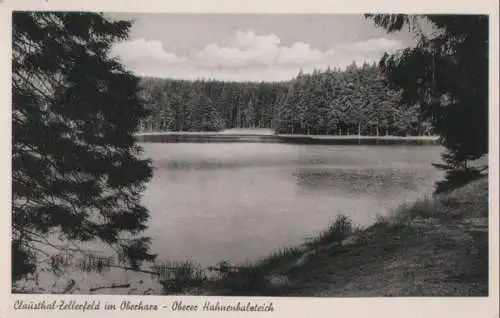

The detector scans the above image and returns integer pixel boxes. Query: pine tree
[12,12,155,283]
[366,14,489,192]
[136,66,428,138]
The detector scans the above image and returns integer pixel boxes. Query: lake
[15,142,446,293]
[140,142,444,267]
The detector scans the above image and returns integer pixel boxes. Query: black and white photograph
[8,7,495,301]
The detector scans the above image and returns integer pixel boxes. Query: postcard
[0,0,498,317]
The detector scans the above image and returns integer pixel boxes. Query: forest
[138,62,433,137]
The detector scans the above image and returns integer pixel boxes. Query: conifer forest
[139,63,433,137]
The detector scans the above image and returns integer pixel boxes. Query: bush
[391,197,437,223]
[320,215,353,243]
[434,168,484,194]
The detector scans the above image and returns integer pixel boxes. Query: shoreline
[12,176,488,296]
[134,131,440,140]
[194,176,488,296]
[134,132,440,145]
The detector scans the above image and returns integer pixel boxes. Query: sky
[107,13,419,82]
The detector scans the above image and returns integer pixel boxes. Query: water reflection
[293,167,421,195]
[140,143,444,266]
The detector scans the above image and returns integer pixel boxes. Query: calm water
[140,142,444,267]
[19,142,445,293]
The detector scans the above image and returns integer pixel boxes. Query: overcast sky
[107,13,419,82]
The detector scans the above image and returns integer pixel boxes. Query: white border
[1,1,498,318]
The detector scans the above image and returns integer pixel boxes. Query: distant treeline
[139,62,433,136]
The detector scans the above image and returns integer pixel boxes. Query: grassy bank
[186,176,488,296]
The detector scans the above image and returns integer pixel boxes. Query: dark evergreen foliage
[12,12,155,283]
[365,14,489,193]
[138,64,432,136]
